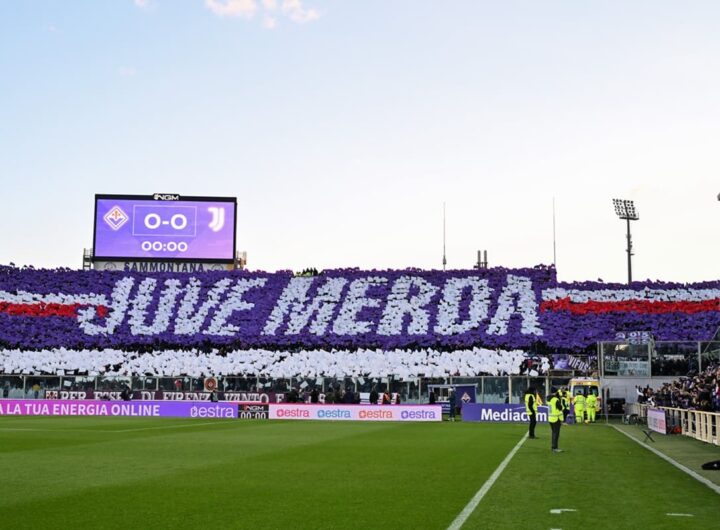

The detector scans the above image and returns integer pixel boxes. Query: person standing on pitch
[573,390,586,425]
[548,388,563,452]
[560,388,571,423]
[448,389,457,422]
[585,391,598,423]
[524,386,538,439]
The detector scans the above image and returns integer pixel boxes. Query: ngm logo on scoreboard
[93,194,237,263]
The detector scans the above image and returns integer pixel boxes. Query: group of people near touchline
[524,386,598,453]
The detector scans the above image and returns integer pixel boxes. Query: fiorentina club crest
[103,206,128,231]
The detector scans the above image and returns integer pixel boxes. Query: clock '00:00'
[141,241,188,252]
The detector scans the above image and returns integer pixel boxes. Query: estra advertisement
[268,404,442,422]
[0,399,237,419]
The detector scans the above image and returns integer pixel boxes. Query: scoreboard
[93,194,237,263]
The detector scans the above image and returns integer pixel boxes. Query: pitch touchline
[112,421,238,432]
[0,427,117,432]
[612,425,720,496]
[447,433,528,530]
[0,422,238,433]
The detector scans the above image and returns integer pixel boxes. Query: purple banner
[462,403,549,423]
[44,390,283,403]
[0,399,237,418]
[455,385,477,406]
[94,197,235,260]
[1,265,720,351]
[440,385,477,414]
[551,354,596,372]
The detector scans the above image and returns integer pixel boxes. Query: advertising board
[461,403,549,423]
[0,399,237,419]
[268,404,442,422]
[647,408,667,434]
[92,261,234,273]
[93,194,236,262]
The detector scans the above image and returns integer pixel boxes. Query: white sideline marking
[550,509,577,514]
[112,421,235,433]
[447,433,527,530]
[0,422,234,433]
[666,513,694,517]
[612,426,720,496]
[0,427,109,432]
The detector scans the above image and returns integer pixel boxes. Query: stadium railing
[0,374,573,404]
[630,404,719,447]
[663,406,719,446]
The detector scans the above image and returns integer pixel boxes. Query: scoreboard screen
[93,194,237,262]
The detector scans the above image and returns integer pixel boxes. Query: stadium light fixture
[612,199,639,284]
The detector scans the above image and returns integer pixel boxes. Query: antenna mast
[442,202,447,271]
[552,197,557,268]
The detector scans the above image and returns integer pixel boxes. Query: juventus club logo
[208,207,225,232]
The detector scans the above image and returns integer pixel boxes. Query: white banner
[647,408,667,434]
[268,404,442,422]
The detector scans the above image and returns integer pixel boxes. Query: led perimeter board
[92,194,237,263]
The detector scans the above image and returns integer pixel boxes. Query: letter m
[263,277,347,335]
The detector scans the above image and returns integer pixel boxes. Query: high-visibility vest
[549,397,563,423]
[560,391,570,410]
[586,394,597,411]
[524,393,537,414]
[573,394,586,409]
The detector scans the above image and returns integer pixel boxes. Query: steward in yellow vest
[524,387,539,439]
[560,389,570,423]
[548,389,563,452]
[573,393,586,425]
[585,393,598,423]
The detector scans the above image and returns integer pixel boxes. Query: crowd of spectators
[276,384,405,405]
[637,362,720,412]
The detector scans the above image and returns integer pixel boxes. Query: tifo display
[0,265,719,352]
[0,347,535,378]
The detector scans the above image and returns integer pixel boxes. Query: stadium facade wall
[600,376,678,404]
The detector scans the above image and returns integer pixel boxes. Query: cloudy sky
[1,1,719,283]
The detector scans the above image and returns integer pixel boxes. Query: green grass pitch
[1,417,718,529]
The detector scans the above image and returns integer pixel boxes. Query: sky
[1,0,719,283]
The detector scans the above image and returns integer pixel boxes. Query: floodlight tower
[612,199,639,284]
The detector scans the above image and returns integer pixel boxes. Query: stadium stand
[639,362,720,412]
